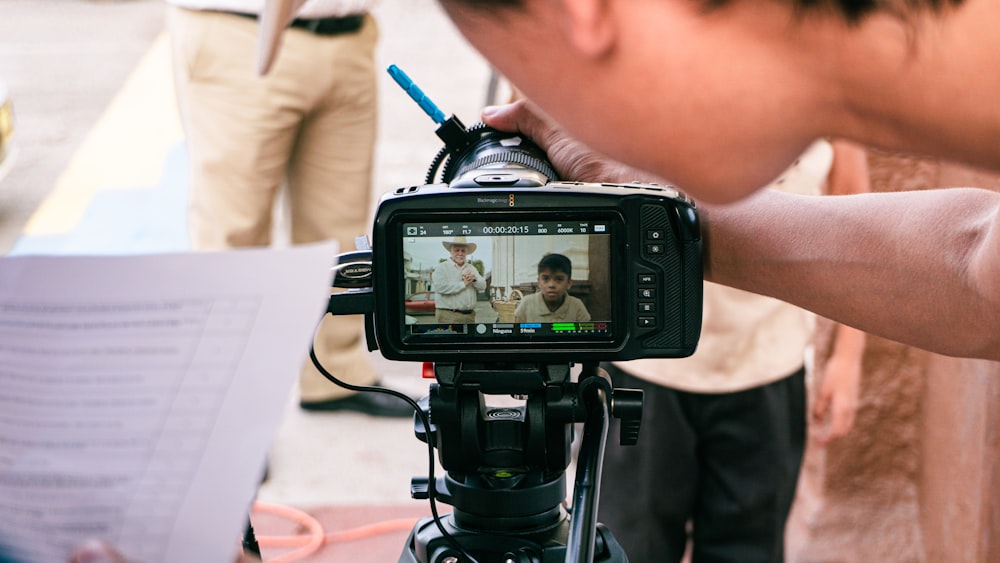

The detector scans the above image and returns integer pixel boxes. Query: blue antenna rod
[387,64,446,124]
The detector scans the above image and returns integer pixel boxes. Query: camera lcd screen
[396,216,619,351]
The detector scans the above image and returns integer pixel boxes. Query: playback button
[637,273,657,327]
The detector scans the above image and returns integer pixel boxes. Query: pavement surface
[0,1,518,560]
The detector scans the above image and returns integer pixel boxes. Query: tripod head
[399,362,641,563]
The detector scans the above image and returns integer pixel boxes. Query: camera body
[370,176,703,363]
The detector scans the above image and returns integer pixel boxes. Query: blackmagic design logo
[475,195,512,206]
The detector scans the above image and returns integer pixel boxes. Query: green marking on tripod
[551,323,577,331]
[494,470,513,478]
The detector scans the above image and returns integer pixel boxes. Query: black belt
[439,308,474,315]
[232,12,365,36]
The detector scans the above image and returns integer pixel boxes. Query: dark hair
[704,0,964,23]
[447,0,964,23]
[538,253,572,278]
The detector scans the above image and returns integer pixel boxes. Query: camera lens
[442,123,558,185]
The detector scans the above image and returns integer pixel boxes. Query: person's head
[536,253,573,306]
[443,236,477,266]
[438,0,965,202]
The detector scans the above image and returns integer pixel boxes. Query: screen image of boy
[514,253,591,323]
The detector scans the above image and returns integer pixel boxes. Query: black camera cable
[308,346,482,563]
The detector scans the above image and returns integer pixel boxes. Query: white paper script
[0,243,336,563]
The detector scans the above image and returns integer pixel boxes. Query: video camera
[321,66,703,563]
[334,70,702,364]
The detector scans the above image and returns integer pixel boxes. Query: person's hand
[68,541,134,563]
[811,351,862,445]
[481,100,659,185]
[68,541,261,563]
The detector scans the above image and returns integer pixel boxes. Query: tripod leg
[567,373,613,563]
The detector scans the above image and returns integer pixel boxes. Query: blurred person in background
[599,140,869,562]
[168,0,411,417]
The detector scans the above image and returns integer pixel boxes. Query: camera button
[645,243,665,255]
[638,273,656,285]
[646,229,666,240]
[638,302,655,313]
[638,288,656,300]
[638,317,656,328]
[474,173,521,186]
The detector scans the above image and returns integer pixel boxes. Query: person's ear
[559,0,616,58]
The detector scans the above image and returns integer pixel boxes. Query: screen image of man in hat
[432,236,486,323]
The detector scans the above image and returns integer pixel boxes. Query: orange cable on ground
[324,517,419,543]
[251,501,420,562]
[252,502,325,562]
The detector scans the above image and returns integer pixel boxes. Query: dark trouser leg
[598,365,697,563]
[690,368,806,563]
[597,365,806,563]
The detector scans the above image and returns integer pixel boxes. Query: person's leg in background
[599,364,806,563]
[285,15,409,415]
[690,368,806,563]
[169,7,297,249]
[599,364,698,562]
[169,8,409,417]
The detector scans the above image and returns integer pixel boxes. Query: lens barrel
[441,124,559,185]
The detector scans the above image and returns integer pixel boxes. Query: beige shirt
[432,260,485,312]
[514,292,591,323]
[615,140,832,393]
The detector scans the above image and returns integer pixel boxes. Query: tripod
[398,362,642,563]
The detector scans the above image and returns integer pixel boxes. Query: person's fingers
[68,540,127,563]
[481,100,642,184]
[811,388,830,422]
[481,100,526,131]
[829,400,857,441]
[69,541,260,563]
[481,100,556,151]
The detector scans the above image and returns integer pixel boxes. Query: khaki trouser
[169,7,379,400]
[435,309,476,324]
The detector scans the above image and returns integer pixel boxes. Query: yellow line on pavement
[24,31,184,236]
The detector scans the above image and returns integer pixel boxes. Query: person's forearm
[702,188,1000,360]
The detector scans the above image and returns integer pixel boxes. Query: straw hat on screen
[442,236,477,254]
